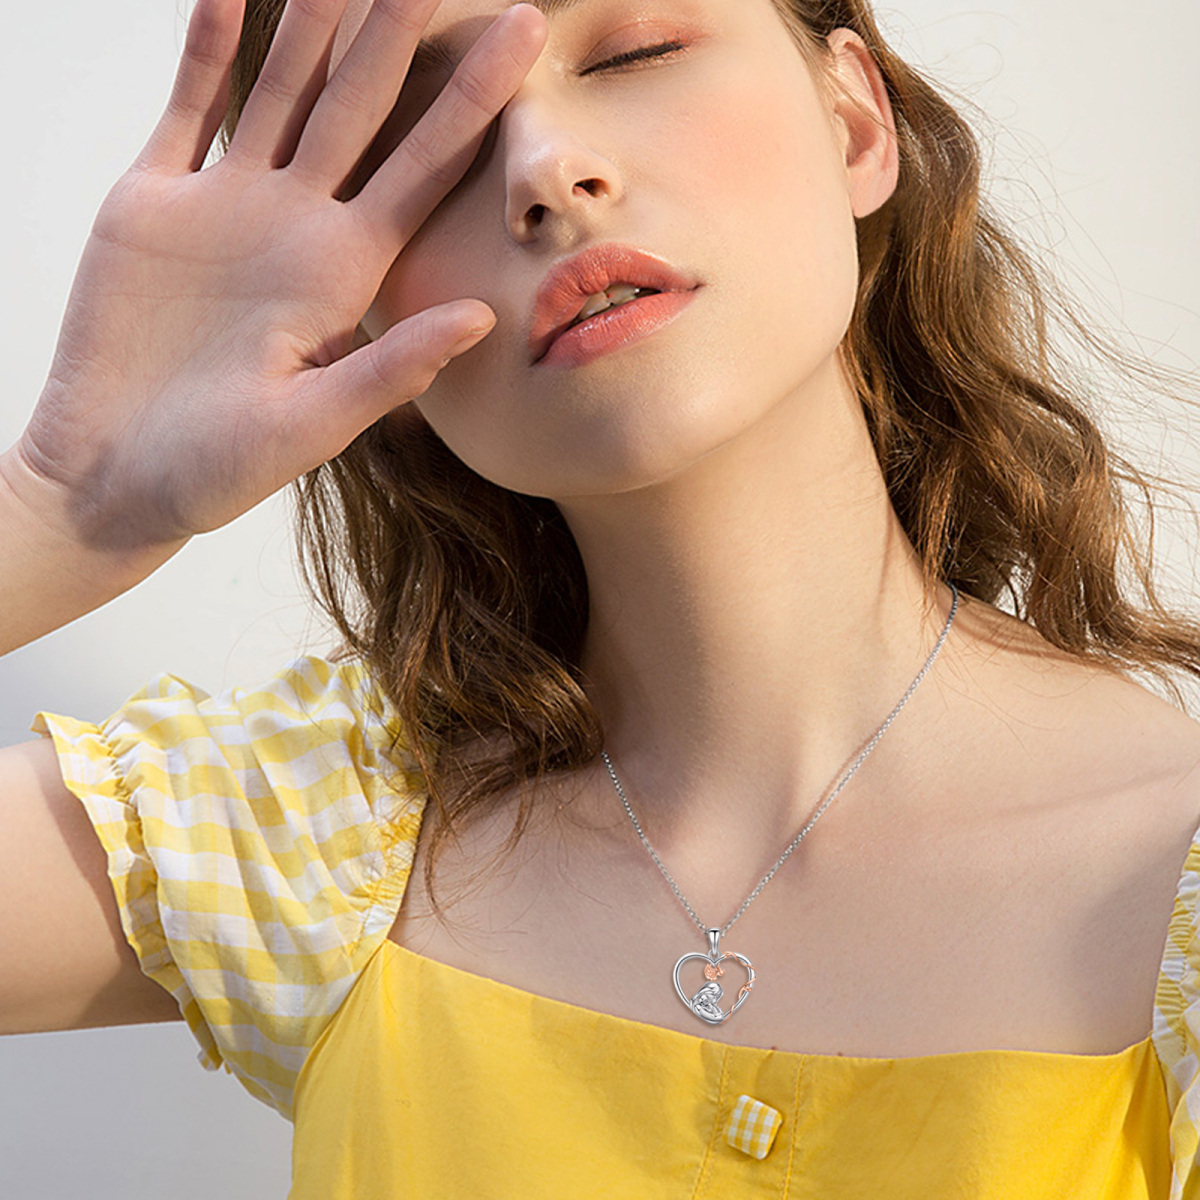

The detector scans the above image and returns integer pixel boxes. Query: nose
[500,97,625,242]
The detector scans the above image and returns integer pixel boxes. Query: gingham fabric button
[725,1093,784,1159]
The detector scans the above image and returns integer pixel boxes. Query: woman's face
[353,0,889,499]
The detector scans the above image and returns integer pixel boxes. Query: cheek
[675,76,859,359]
[365,219,487,331]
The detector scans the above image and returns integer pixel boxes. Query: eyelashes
[453,38,687,181]
[583,38,689,76]
[367,37,689,165]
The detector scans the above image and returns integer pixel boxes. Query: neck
[558,358,955,855]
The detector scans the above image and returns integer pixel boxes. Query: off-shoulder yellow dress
[35,657,1200,1198]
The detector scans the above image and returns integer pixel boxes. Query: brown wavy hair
[220,0,1200,916]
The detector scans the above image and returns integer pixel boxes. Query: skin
[334,0,1023,855]
[3,0,1198,1054]
[327,1,1200,1055]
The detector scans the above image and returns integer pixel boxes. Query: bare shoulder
[939,591,1200,852]
[898,596,1200,1052]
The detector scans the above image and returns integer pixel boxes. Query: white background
[1,1,1197,1195]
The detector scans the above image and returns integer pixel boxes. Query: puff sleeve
[1151,821,1200,1199]
[32,655,426,1122]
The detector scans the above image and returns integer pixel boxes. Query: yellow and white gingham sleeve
[1152,819,1200,1199]
[32,655,426,1123]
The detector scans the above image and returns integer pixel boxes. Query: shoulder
[918,600,1200,1061]
[928,596,1200,944]
[939,594,1200,813]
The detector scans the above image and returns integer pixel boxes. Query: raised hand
[10,0,546,553]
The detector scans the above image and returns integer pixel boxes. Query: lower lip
[537,289,699,369]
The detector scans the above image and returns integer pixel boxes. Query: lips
[529,244,700,365]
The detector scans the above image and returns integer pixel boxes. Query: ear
[824,29,899,219]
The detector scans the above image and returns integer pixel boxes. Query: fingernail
[447,322,494,358]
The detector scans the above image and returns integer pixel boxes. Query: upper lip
[528,243,700,364]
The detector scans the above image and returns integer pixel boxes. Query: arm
[0,449,185,657]
[0,0,549,1034]
[0,738,181,1035]
[0,0,546,659]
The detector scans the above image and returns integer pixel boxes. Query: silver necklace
[600,583,960,1028]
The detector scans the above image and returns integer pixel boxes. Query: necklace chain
[600,583,960,940]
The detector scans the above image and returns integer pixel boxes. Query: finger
[135,0,246,174]
[226,0,350,168]
[294,300,496,443]
[352,6,546,245]
[288,0,445,191]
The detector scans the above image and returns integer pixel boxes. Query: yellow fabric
[34,657,423,1119]
[291,939,1172,1199]
[30,655,1200,1195]
[726,1092,784,1159]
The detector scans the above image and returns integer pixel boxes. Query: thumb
[309,300,496,435]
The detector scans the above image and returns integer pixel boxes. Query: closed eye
[353,38,689,192]
[582,39,688,76]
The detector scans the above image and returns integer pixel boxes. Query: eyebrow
[409,0,592,77]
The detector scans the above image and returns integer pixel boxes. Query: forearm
[0,445,185,657]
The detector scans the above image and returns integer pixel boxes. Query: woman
[2,0,1199,1194]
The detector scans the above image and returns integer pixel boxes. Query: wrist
[0,443,186,655]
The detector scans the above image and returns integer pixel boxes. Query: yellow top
[32,657,1200,1197]
[291,939,1171,1198]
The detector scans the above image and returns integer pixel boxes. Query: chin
[426,375,787,502]
[415,301,845,501]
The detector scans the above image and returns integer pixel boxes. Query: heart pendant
[673,927,757,1026]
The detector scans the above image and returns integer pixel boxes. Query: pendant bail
[707,927,721,960]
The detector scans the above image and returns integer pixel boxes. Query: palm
[20,0,546,547]
[33,167,385,537]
